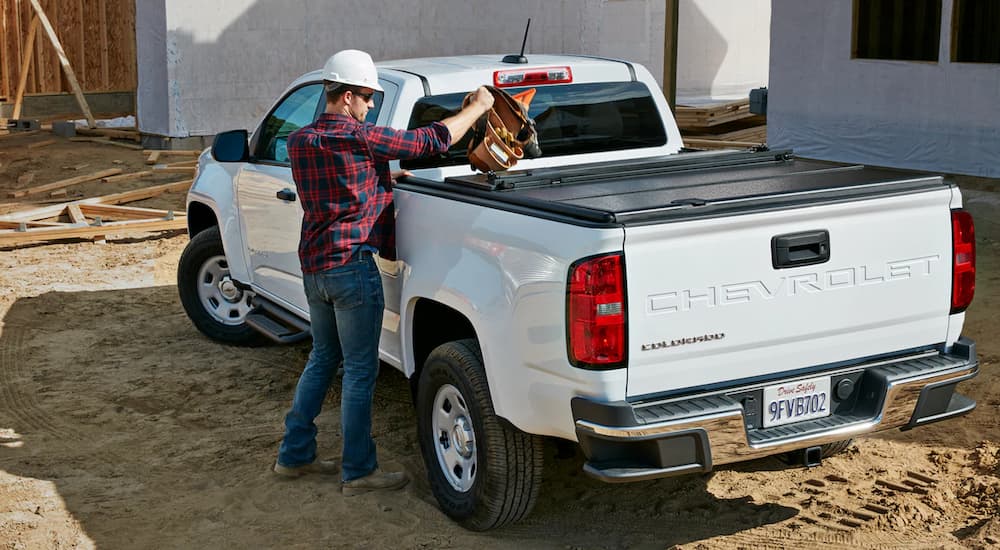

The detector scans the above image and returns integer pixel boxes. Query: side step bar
[245,295,310,344]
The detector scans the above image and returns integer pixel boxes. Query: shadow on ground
[0,285,798,549]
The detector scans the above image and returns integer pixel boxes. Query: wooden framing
[0,178,192,247]
[0,0,136,102]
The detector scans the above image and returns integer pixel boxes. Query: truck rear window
[401,81,667,170]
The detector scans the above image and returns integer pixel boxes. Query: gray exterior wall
[769,0,1000,177]
[136,0,667,138]
[677,0,770,100]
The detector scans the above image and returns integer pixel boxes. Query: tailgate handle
[771,230,830,269]
[275,188,297,202]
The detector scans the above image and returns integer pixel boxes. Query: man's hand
[391,169,413,182]
[443,87,496,143]
[468,86,494,113]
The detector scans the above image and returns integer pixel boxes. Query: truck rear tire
[416,339,543,530]
[177,226,263,346]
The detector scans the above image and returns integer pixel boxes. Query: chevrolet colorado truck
[176,54,979,530]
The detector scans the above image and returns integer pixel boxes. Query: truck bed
[410,150,949,226]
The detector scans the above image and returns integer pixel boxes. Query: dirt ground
[0,133,998,549]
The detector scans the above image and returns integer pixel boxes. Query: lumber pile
[0,179,191,247]
[676,98,767,150]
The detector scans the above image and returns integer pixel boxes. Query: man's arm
[439,87,494,143]
[365,87,495,163]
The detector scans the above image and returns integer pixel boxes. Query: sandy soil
[0,134,998,549]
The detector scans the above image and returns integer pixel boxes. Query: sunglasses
[351,89,375,102]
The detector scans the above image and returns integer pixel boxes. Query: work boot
[273,459,340,478]
[341,468,409,496]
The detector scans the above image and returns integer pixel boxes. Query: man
[273,49,494,496]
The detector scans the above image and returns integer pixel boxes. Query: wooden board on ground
[76,127,140,142]
[26,138,57,149]
[101,171,153,184]
[0,217,186,247]
[8,168,122,198]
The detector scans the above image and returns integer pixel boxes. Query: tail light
[951,209,975,313]
[567,253,626,369]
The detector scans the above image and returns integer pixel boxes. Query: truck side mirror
[212,129,250,162]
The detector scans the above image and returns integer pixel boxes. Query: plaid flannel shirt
[288,113,451,273]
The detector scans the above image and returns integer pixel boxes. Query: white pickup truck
[177,54,979,530]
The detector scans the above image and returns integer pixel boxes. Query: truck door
[236,80,397,327]
[237,83,324,314]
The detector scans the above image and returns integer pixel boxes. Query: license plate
[762,376,832,428]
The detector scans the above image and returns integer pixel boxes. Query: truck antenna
[502,19,531,64]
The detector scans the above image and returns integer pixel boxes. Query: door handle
[771,230,830,269]
[276,188,296,202]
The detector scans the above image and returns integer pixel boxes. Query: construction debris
[0,179,192,247]
[677,97,768,151]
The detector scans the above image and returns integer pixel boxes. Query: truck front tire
[416,339,543,530]
[177,226,263,346]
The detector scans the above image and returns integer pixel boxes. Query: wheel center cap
[219,278,241,301]
[451,417,474,458]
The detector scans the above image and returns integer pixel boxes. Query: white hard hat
[322,49,383,92]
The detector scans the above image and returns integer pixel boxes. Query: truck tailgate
[623,186,954,399]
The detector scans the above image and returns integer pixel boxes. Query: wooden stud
[11,16,39,120]
[101,170,152,184]
[28,0,96,127]
[26,138,55,149]
[145,151,161,164]
[7,167,121,198]
[92,178,192,205]
[76,127,140,141]
[0,178,192,222]
[0,219,65,229]
[0,216,187,246]
[78,203,173,220]
[98,0,107,89]
[66,203,86,223]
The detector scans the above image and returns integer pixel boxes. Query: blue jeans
[277,252,384,481]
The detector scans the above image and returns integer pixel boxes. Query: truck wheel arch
[407,298,478,390]
[186,201,218,237]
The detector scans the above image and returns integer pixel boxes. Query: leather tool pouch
[465,86,541,173]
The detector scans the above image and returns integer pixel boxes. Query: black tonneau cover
[405,150,948,226]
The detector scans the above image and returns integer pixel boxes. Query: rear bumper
[572,338,978,482]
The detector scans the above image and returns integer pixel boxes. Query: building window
[952,0,1000,63]
[853,0,942,61]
